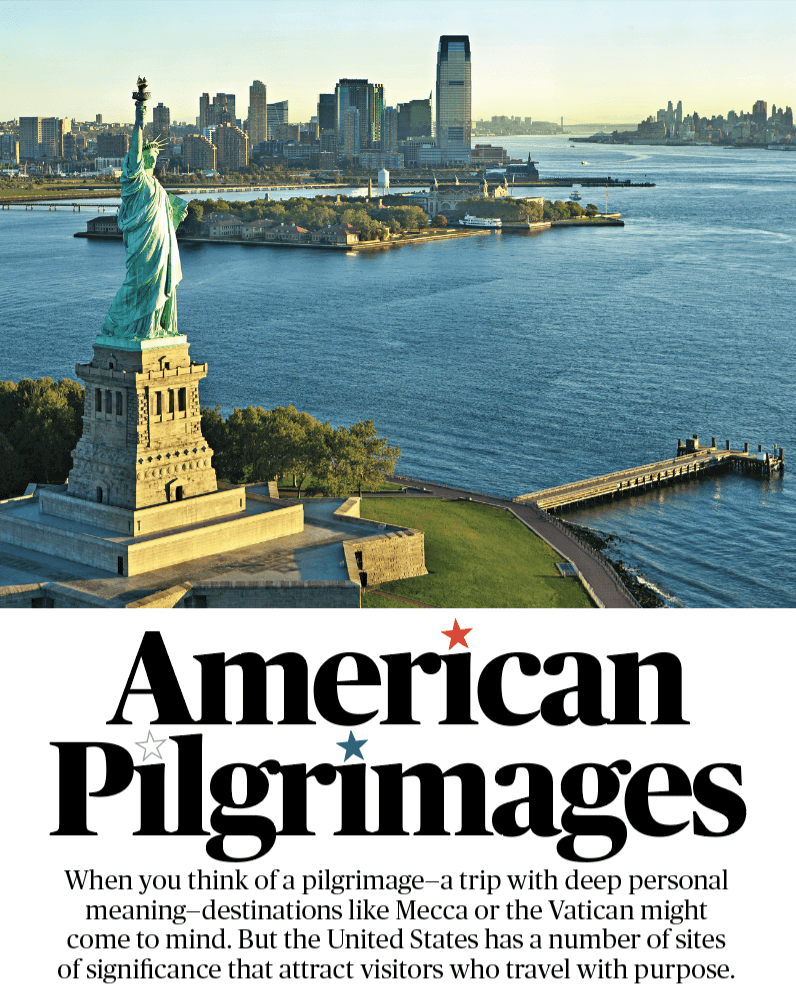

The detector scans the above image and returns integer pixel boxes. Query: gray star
[135,730,167,761]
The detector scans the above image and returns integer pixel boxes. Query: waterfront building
[19,116,42,160]
[213,123,249,170]
[471,143,508,163]
[182,133,216,171]
[435,35,472,163]
[207,216,244,238]
[318,93,336,135]
[86,215,122,235]
[267,100,289,139]
[241,218,275,239]
[406,175,509,218]
[262,223,310,243]
[310,224,359,245]
[247,80,267,149]
[397,96,432,140]
[152,102,170,140]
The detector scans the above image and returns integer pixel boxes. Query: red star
[442,619,472,650]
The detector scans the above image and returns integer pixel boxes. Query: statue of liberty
[100,78,188,346]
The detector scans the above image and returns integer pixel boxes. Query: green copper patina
[96,78,189,351]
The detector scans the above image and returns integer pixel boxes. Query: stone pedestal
[66,342,218,514]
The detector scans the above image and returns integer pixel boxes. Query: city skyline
[2,0,794,124]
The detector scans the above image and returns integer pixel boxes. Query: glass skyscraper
[335,79,384,150]
[435,35,471,163]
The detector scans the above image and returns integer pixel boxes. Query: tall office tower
[267,100,289,138]
[215,93,236,121]
[665,101,674,129]
[95,114,103,125]
[381,106,398,154]
[676,100,683,126]
[41,117,67,158]
[397,96,432,139]
[152,103,171,140]
[209,94,234,126]
[214,124,249,170]
[435,35,471,163]
[342,106,360,157]
[19,117,42,160]
[784,106,794,127]
[0,132,20,164]
[317,93,336,134]
[369,83,385,148]
[199,93,210,129]
[335,79,383,150]
[752,99,767,125]
[247,80,267,149]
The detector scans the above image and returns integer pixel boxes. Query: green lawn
[360,499,593,609]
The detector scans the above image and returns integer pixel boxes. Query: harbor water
[1,137,794,607]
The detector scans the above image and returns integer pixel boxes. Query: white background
[3,608,793,996]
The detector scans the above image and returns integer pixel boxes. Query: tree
[314,420,401,497]
[0,377,84,498]
[432,214,448,227]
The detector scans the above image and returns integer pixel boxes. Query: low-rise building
[263,223,310,242]
[242,218,275,239]
[310,224,360,245]
[87,215,122,235]
[207,216,244,238]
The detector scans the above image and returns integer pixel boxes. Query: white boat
[569,191,582,201]
[581,160,590,165]
[459,214,502,227]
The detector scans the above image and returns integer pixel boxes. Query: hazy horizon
[2,0,794,124]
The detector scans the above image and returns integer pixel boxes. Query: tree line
[0,378,84,498]
[0,378,400,500]
[458,196,601,221]
[180,195,429,242]
[201,405,400,496]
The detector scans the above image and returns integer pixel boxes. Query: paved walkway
[381,476,639,609]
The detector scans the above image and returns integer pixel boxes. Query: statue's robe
[101,123,188,341]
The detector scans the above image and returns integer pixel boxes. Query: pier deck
[514,440,785,513]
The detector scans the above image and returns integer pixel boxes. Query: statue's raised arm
[97,78,189,349]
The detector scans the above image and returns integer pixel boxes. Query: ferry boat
[459,215,502,228]
[569,190,582,201]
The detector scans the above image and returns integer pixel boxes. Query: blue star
[337,731,368,762]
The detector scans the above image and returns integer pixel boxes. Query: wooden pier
[514,435,785,513]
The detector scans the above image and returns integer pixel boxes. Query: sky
[2,0,794,124]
